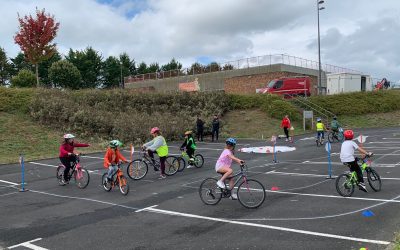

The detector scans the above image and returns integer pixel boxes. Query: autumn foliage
[14,8,60,86]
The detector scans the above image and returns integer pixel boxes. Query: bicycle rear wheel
[56,165,66,186]
[328,132,334,143]
[194,154,204,168]
[127,160,148,180]
[165,156,179,176]
[237,179,266,209]
[102,173,112,191]
[337,132,344,142]
[335,173,354,197]
[74,168,90,189]
[367,169,381,192]
[118,176,129,195]
[177,157,186,172]
[199,178,222,205]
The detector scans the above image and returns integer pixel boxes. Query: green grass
[339,110,400,128]
[0,112,107,164]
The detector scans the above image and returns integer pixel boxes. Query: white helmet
[63,133,75,139]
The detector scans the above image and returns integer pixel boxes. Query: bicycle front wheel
[118,176,129,195]
[367,169,381,192]
[237,179,266,209]
[165,156,180,176]
[74,168,90,189]
[194,154,204,168]
[56,165,66,186]
[127,160,148,180]
[177,157,186,172]
[335,173,354,197]
[102,173,112,192]
[199,178,222,205]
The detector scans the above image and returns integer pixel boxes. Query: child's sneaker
[230,193,238,200]
[158,175,166,179]
[216,180,225,188]
[187,164,194,169]
[358,182,368,192]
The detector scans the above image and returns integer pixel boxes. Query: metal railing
[124,53,362,84]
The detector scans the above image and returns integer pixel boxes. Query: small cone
[271,186,280,191]
[362,210,374,217]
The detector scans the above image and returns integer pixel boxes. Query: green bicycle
[177,150,204,172]
[335,154,381,197]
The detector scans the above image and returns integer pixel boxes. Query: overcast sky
[1,0,399,82]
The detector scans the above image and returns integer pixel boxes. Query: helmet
[317,118,321,122]
[63,133,75,139]
[226,138,237,146]
[150,127,160,134]
[109,140,123,148]
[344,130,354,140]
[184,130,193,135]
[333,116,337,120]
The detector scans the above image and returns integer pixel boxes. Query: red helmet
[150,127,160,134]
[344,130,354,140]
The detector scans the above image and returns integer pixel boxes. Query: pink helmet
[150,127,160,134]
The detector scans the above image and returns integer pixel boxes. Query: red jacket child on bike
[104,140,128,182]
[59,133,90,183]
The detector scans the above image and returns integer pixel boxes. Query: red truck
[257,76,311,97]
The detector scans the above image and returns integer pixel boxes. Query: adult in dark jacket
[196,116,204,141]
[212,115,220,142]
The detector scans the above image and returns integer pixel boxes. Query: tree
[66,47,103,88]
[38,51,62,87]
[14,8,60,87]
[11,69,36,88]
[161,58,182,72]
[148,62,160,73]
[223,63,234,71]
[0,47,13,86]
[102,56,121,88]
[206,62,221,72]
[136,62,148,75]
[188,62,203,75]
[10,52,34,76]
[119,52,136,76]
[49,60,82,89]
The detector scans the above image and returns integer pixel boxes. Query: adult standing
[212,114,220,142]
[196,115,204,141]
[280,115,291,142]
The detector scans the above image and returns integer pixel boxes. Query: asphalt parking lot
[1,127,400,250]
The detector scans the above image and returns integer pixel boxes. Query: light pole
[317,0,325,95]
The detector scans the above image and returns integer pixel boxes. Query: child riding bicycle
[340,130,373,192]
[104,140,128,183]
[330,116,342,135]
[59,133,90,184]
[316,118,327,142]
[142,127,169,179]
[180,130,197,168]
[215,138,245,200]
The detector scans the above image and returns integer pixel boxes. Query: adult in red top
[59,133,90,183]
[280,115,291,141]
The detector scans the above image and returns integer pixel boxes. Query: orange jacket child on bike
[59,133,90,184]
[143,127,169,179]
[340,130,372,192]
[215,138,244,200]
[104,140,128,182]
[180,130,197,168]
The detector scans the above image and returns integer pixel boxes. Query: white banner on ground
[239,146,296,154]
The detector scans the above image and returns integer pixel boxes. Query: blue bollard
[19,154,28,192]
[325,142,334,179]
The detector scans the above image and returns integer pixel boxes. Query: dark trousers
[148,150,166,175]
[212,128,219,141]
[283,127,289,139]
[346,160,364,183]
[197,129,203,141]
[186,148,195,163]
[60,155,76,181]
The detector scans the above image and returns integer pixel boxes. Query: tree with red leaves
[14,8,60,87]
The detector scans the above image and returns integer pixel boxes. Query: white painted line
[169,146,222,151]
[139,207,390,245]
[0,179,19,185]
[81,155,104,159]
[135,205,158,213]
[383,138,400,140]
[301,161,343,166]
[266,170,400,180]
[8,238,48,250]
[0,191,18,197]
[369,142,400,144]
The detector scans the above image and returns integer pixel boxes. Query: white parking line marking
[81,155,103,159]
[137,207,390,245]
[135,205,158,213]
[8,238,48,249]
[0,191,18,197]
[0,179,19,185]
[265,171,400,180]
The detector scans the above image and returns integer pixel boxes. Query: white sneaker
[230,193,238,200]
[186,164,194,169]
[285,139,289,142]
[216,180,225,188]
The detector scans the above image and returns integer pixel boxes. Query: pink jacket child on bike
[59,134,90,183]
[215,138,244,200]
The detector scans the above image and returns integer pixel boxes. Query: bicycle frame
[222,165,248,190]
[109,165,125,187]
[345,156,371,184]
[140,150,160,167]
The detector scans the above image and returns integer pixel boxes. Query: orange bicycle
[102,163,129,195]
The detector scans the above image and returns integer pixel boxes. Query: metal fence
[124,53,362,83]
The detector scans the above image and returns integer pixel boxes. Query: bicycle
[199,164,266,209]
[56,154,90,189]
[102,163,129,195]
[177,150,204,172]
[328,127,344,143]
[316,132,324,147]
[335,154,381,197]
[126,150,180,180]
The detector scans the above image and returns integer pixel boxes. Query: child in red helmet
[340,130,372,192]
